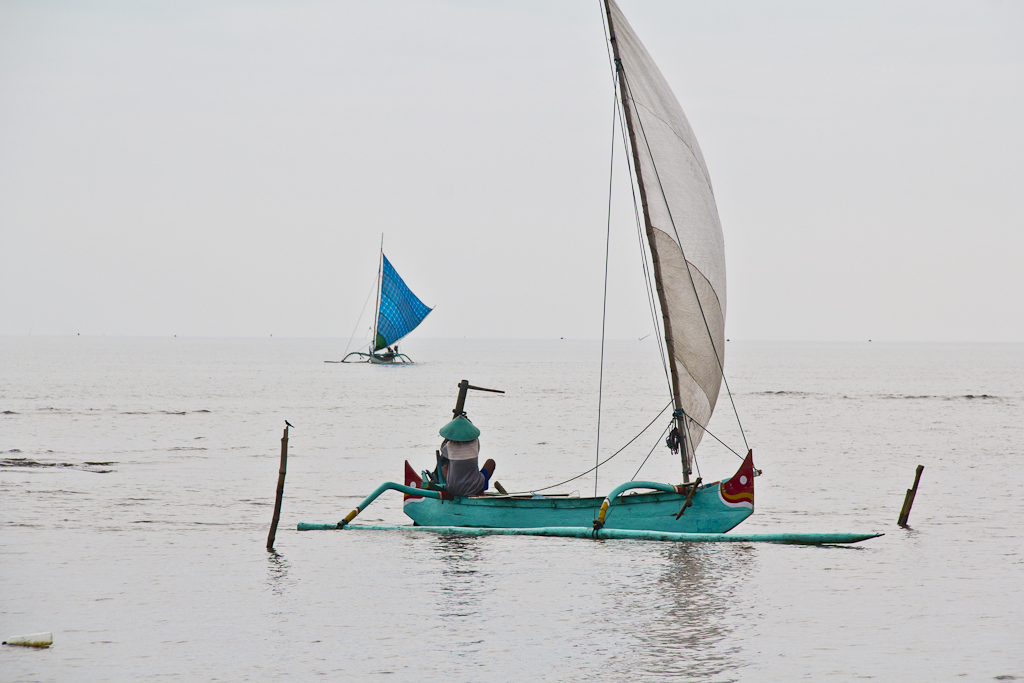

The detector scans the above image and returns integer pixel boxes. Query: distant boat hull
[337,351,413,364]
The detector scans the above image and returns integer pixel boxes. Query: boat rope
[618,68,750,453]
[630,422,672,481]
[676,406,745,460]
[685,413,703,481]
[341,275,378,359]
[592,93,618,504]
[508,400,672,495]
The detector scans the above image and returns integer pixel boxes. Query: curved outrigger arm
[593,449,758,529]
[592,480,695,529]
[334,482,448,528]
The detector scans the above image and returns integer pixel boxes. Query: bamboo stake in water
[898,464,924,527]
[267,422,291,550]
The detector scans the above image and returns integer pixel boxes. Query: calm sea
[1,337,1022,682]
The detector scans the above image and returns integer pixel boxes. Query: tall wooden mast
[371,235,384,352]
[603,0,691,481]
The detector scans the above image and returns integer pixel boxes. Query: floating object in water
[3,632,53,648]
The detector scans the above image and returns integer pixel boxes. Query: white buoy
[3,632,53,648]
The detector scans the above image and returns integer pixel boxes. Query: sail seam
[631,100,715,197]
[651,225,727,351]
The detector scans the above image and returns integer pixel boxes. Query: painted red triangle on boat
[719,450,755,510]
[404,460,423,501]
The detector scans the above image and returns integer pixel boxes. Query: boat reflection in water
[420,535,753,681]
[433,534,491,622]
[605,544,754,681]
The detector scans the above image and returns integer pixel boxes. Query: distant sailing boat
[300,0,880,544]
[334,249,433,364]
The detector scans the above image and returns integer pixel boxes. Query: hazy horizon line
[2,334,1021,345]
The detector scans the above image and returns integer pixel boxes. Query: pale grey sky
[2,1,1022,342]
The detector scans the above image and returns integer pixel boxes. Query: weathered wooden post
[267,422,291,550]
[897,464,924,527]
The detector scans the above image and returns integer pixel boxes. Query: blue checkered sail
[374,254,432,351]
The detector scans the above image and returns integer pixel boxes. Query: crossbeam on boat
[296,523,882,545]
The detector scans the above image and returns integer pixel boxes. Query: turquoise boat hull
[298,453,881,544]
[402,451,757,533]
[403,485,748,533]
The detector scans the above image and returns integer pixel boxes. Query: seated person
[439,415,495,496]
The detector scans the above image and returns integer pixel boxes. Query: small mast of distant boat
[328,239,433,364]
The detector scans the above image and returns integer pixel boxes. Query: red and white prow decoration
[718,450,755,510]
[404,461,424,505]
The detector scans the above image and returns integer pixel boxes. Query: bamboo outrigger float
[300,1,881,546]
[299,523,881,546]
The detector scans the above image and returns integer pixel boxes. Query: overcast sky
[2,0,1022,342]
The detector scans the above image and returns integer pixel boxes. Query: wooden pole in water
[267,422,291,550]
[897,464,924,527]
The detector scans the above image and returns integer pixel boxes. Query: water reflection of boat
[633,545,752,679]
[433,535,489,621]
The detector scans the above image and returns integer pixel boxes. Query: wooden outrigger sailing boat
[301,1,880,545]
[406,379,755,535]
[333,249,432,364]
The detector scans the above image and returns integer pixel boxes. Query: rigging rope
[631,422,672,481]
[341,275,378,358]
[676,406,746,460]
[507,399,741,496]
[593,94,617,503]
[509,401,672,495]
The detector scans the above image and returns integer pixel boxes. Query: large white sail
[606,0,726,455]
